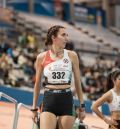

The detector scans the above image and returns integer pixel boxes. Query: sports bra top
[42,49,72,85]
[108,89,120,111]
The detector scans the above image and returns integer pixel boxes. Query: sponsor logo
[63,58,69,63]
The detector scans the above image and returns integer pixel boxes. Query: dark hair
[65,42,74,50]
[45,25,65,46]
[106,69,120,90]
[112,70,120,81]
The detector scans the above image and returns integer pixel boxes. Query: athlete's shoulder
[36,51,47,61]
[101,90,113,102]
[66,49,77,58]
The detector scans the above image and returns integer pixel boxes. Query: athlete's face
[53,28,69,49]
[114,75,120,87]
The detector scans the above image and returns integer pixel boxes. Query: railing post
[12,103,18,129]
[13,103,32,129]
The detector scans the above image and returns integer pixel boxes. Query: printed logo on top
[63,58,69,63]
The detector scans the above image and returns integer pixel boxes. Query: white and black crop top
[42,49,72,85]
[108,89,120,111]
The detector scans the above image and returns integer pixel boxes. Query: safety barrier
[0,92,34,129]
[0,92,18,129]
[14,102,33,129]
[13,102,40,129]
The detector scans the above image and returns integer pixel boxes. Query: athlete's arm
[32,52,45,109]
[69,50,84,104]
[91,91,112,120]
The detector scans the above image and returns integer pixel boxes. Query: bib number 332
[52,72,65,79]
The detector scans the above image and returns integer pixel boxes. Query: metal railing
[0,92,17,103]
[0,92,18,129]
[0,92,36,129]
[14,102,33,129]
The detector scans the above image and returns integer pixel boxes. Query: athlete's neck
[114,87,120,95]
[50,46,64,57]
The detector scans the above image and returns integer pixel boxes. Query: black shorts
[42,88,73,116]
[109,120,120,129]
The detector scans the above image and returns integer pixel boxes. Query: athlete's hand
[103,117,118,129]
[31,110,38,124]
[78,108,86,121]
[109,125,118,129]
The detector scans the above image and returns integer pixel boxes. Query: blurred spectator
[115,53,120,68]
[18,32,27,47]
[27,31,36,50]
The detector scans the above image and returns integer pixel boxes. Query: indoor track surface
[0,102,108,129]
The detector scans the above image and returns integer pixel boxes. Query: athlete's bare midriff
[111,111,120,120]
[45,85,71,90]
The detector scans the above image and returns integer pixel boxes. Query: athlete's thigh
[40,112,57,129]
[58,115,75,129]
